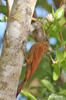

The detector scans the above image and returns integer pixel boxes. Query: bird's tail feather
[16,79,27,97]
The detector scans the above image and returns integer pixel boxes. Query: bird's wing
[30,45,44,77]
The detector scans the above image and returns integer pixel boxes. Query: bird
[16,39,49,97]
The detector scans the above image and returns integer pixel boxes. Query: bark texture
[0,0,3,5]
[0,0,37,100]
[6,0,14,16]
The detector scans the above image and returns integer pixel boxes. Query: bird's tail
[16,79,27,97]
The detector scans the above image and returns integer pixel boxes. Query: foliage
[40,79,55,93]
[0,1,66,100]
[20,7,66,100]
[0,5,8,16]
[21,90,37,100]
[36,0,52,12]
[48,94,66,100]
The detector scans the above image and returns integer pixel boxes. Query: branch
[59,32,63,42]
[6,0,14,16]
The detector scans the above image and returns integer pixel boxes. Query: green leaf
[0,16,7,22]
[38,56,52,76]
[28,36,35,42]
[47,20,51,25]
[62,41,66,46]
[61,59,66,71]
[43,23,47,30]
[52,64,60,81]
[52,6,54,17]
[59,89,66,96]
[41,79,55,93]
[54,8,64,20]
[38,17,43,20]
[21,90,37,100]
[0,5,8,16]
[48,94,66,100]
[56,50,66,63]
[47,21,61,43]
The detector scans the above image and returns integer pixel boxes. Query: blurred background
[0,0,66,100]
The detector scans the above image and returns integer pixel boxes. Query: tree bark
[0,0,3,5]
[0,0,37,100]
[6,0,14,16]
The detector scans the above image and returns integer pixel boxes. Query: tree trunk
[6,0,14,16]
[0,0,3,5]
[0,0,37,100]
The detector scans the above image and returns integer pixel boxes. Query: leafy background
[0,0,66,100]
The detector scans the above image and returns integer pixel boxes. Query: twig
[50,55,57,64]
[62,22,66,27]
[59,32,63,42]
[59,32,66,50]
[64,45,66,50]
